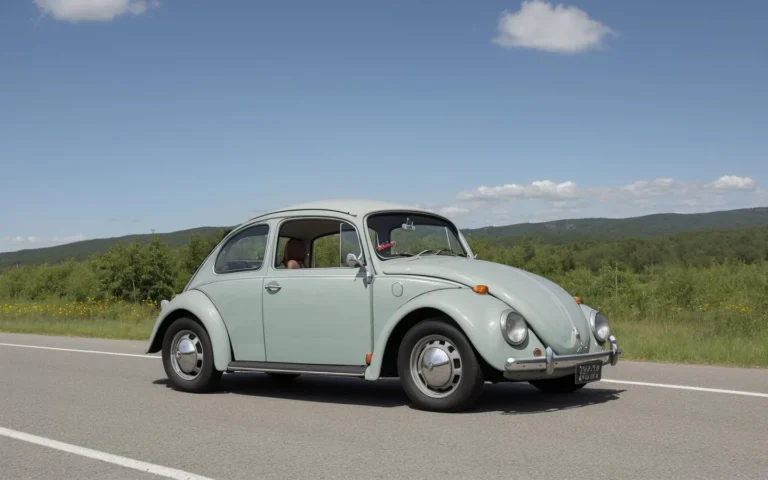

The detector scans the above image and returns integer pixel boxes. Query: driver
[283,238,306,269]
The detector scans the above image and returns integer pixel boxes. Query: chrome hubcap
[410,335,462,398]
[170,330,203,380]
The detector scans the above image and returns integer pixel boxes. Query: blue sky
[1,0,766,252]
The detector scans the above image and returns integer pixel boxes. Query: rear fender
[145,289,232,371]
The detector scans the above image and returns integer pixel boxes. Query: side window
[312,233,339,268]
[310,224,362,268]
[214,224,269,274]
[275,217,364,269]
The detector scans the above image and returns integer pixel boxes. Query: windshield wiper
[387,250,466,259]
[413,249,465,258]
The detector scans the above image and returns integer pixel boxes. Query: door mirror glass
[345,252,364,268]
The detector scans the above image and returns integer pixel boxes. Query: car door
[195,223,270,362]
[262,217,372,366]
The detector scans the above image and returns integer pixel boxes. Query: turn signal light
[574,296,583,304]
[533,348,543,357]
[473,285,489,294]
[365,353,372,365]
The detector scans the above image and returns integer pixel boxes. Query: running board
[227,361,366,377]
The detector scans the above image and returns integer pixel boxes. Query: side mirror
[346,253,365,268]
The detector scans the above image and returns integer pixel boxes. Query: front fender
[145,289,232,371]
[365,288,546,380]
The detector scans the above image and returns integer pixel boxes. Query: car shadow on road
[153,373,624,414]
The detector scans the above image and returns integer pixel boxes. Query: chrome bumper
[504,335,621,375]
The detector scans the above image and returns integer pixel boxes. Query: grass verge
[0,317,155,340]
[1,300,766,368]
[0,299,156,340]
[611,321,768,369]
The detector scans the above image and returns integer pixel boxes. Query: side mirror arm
[346,253,373,284]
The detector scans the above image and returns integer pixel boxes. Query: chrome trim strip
[545,344,555,375]
[505,335,621,374]
[249,207,357,222]
[227,366,365,377]
[212,222,271,276]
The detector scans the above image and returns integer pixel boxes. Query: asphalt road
[1,332,766,479]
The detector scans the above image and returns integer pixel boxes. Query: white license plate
[575,361,602,384]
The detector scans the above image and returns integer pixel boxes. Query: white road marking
[0,342,158,359]
[0,426,216,480]
[600,379,768,398]
[1,341,767,398]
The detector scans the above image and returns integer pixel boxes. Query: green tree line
[0,232,224,303]
[1,225,767,307]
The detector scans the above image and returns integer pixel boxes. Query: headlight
[500,310,528,346]
[590,311,611,343]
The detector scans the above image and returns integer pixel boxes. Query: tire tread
[161,317,222,393]
[397,319,485,412]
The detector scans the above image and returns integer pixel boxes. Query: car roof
[251,199,439,220]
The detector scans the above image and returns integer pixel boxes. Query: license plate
[575,361,602,384]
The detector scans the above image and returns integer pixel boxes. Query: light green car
[146,200,621,412]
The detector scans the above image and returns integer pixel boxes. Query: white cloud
[436,205,470,218]
[621,178,677,196]
[33,0,160,22]
[51,234,89,243]
[2,236,43,246]
[449,175,763,227]
[0,234,88,252]
[457,175,757,203]
[706,175,757,190]
[457,180,579,201]
[493,0,615,54]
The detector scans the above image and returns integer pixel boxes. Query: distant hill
[2,207,767,268]
[0,226,229,269]
[462,207,768,244]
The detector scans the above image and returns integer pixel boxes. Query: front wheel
[161,317,222,393]
[397,320,485,412]
[529,375,587,393]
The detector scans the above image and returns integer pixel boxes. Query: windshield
[366,212,468,259]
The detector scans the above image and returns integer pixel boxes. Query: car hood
[380,256,592,355]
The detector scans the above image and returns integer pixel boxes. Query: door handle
[265,282,281,293]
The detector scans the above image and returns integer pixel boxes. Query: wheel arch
[365,289,512,381]
[145,289,233,371]
[377,306,446,378]
[146,307,195,354]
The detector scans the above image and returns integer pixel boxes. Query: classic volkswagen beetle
[146,200,620,412]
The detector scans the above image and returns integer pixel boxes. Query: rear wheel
[397,320,485,412]
[529,375,586,393]
[162,317,222,393]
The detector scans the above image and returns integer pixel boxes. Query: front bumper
[503,335,621,380]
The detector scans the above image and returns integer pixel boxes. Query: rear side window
[214,224,270,274]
